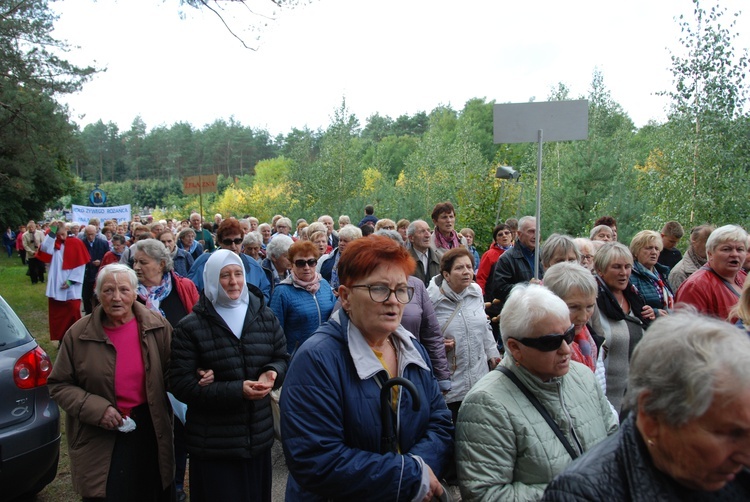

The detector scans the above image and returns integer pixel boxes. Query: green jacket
[456,353,618,502]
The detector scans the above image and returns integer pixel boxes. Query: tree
[656,0,749,225]
[0,0,97,227]
[179,0,314,50]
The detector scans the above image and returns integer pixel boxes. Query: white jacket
[427,276,500,404]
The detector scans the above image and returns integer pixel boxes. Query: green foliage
[0,0,97,228]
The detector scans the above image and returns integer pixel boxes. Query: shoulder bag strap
[439,296,463,337]
[497,365,579,460]
[701,266,741,298]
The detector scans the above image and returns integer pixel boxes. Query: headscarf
[203,250,249,338]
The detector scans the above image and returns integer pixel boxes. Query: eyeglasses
[497,231,512,236]
[222,238,243,246]
[294,259,318,268]
[351,284,414,304]
[510,324,576,352]
[581,254,594,262]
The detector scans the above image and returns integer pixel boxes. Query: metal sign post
[493,100,589,280]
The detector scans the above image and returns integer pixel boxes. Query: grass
[0,252,75,501]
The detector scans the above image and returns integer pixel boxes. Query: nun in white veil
[170,249,288,502]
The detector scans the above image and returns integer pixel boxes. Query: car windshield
[0,296,33,351]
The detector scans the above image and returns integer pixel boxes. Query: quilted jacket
[542,415,750,501]
[456,353,618,502]
[169,284,288,459]
[269,276,336,355]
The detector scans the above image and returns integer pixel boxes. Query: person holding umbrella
[281,235,453,501]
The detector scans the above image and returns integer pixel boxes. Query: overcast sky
[51,0,750,136]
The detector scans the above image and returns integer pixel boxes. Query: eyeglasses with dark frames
[509,324,576,352]
[221,238,244,246]
[351,284,414,304]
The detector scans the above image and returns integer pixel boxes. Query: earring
[647,438,655,447]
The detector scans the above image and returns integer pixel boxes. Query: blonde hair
[629,230,663,259]
[729,278,750,325]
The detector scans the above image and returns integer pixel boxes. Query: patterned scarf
[434,230,461,250]
[643,266,674,310]
[570,324,597,371]
[136,272,172,317]
[291,270,321,295]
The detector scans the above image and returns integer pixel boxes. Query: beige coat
[48,302,174,498]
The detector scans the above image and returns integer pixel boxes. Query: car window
[0,296,33,350]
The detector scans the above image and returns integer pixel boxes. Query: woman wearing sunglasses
[281,236,453,501]
[456,284,618,501]
[187,218,272,302]
[270,240,336,356]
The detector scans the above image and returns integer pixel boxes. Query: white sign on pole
[71,204,132,225]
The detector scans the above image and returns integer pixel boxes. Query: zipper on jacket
[556,379,584,455]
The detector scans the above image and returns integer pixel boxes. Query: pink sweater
[104,317,146,416]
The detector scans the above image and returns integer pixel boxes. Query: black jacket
[491,242,544,305]
[169,283,288,459]
[543,415,750,501]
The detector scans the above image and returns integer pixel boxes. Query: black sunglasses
[222,238,243,246]
[510,324,576,352]
[294,259,318,268]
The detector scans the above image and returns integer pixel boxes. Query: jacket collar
[79,302,164,342]
[329,310,429,381]
[501,351,563,391]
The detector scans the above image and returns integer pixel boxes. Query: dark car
[0,295,60,501]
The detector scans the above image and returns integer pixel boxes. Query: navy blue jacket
[81,236,110,284]
[281,310,453,501]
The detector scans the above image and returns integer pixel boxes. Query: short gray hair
[518,216,535,232]
[95,264,138,297]
[543,261,597,300]
[178,228,196,241]
[375,229,404,245]
[266,234,293,260]
[706,224,748,254]
[131,239,173,272]
[338,224,362,241]
[500,284,570,346]
[541,233,580,268]
[242,231,262,247]
[593,242,632,275]
[624,311,750,426]
[406,219,428,238]
[589,224,614,240]
[276,217,293,230]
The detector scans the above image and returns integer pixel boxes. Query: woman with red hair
[281,236,453,501]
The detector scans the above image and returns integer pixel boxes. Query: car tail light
[14,346,53,389]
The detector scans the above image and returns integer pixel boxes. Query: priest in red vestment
[37,222,90,341]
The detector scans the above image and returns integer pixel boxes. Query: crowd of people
[8,202,750,501]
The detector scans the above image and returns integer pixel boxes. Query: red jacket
[675,267,746,321]
[172,272,199,313]
[476,244,507,294]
